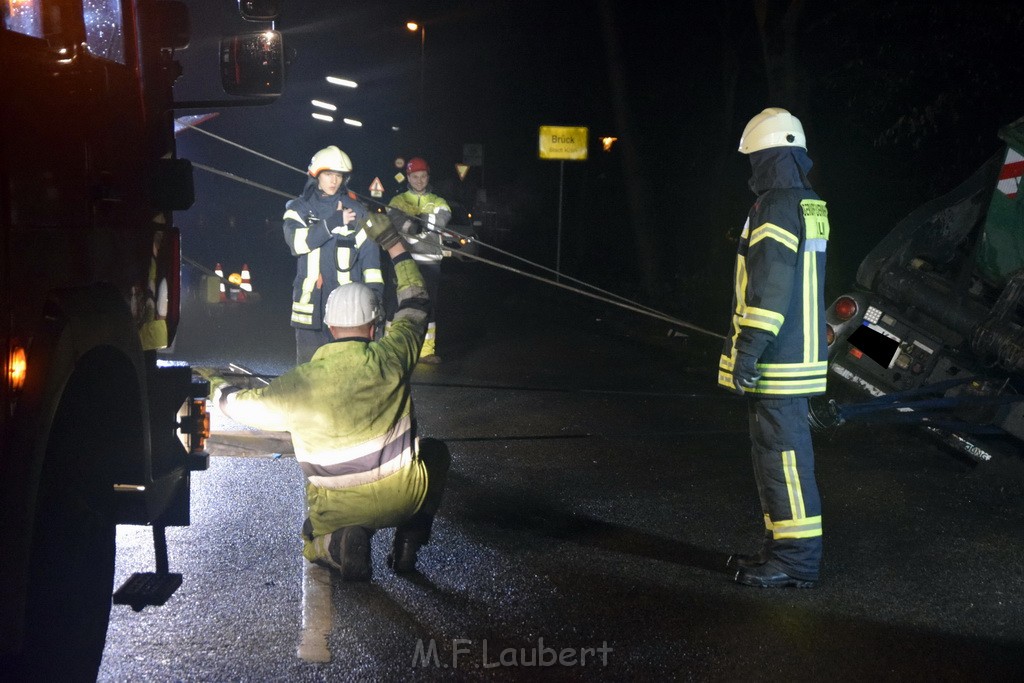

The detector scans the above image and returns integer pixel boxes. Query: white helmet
[738,108,806,154]
[308,145,353,177]
[324,283,381,327]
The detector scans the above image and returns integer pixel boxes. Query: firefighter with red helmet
[283,146,384,364]
[386,156,452,364]
[719,108,830,588]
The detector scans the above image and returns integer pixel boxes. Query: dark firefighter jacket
[718,146,831,397]
[282,179,384,329]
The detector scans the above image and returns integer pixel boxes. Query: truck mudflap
[111,365,209,611]
[114,363,210,526]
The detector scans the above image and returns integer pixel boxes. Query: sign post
[539,125,588,280]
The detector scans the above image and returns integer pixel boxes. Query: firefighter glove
[732,351,762,394]
[192,366,217,382]
[192,367,225,399]
[325,211,346,232]
[389,209,419,235]
[359,214,402,250]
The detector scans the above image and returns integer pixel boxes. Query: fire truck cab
[1,0,282,678]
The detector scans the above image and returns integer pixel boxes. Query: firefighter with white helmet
[720,107,829,588]
[205,216,450,579]
[386,156,452,363]
[737,107,807,154]
[283,145,384,364]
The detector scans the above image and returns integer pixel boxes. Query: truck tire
[15,353,130,681]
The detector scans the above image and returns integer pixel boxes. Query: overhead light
[312,113,333,123]
[311,99,337,111]
[343,118,362,127]
[326,76,357,88]
[406,22,419,32]
[391,125,401,132]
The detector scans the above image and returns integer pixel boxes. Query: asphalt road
[98,259,1024,680]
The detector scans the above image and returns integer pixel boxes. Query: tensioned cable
[454,250,724,338]
[185,123,682,322]
[191,161,294,199]
[216,372,720,398]
[347,188,677,322]
[187,123,307,175]
[185,129,725,340]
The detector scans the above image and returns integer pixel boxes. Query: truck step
[113,572,182,612]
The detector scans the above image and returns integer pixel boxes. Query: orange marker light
[9,345,27,391]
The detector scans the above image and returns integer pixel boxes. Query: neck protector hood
[748,147,814,195]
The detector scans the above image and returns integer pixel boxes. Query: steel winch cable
[190,161,294,200]
[216,371,718,399]
[452,250,724,338]
[184,125,725,340]
[343,188,694,328]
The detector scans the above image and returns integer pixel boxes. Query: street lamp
[405,21,425,111]
[311,99,337,111]
[325,75,358,88]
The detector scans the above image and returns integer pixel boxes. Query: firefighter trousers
[747,396,823,580]
[302,438,450,564]
[418,260,441,357]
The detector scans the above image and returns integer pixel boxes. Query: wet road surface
[99,260,1024,680]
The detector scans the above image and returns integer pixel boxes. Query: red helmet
[406,157,429,175]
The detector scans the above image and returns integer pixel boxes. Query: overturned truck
[817,115,1024,461]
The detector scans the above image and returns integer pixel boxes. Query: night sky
[173,0,1024,327]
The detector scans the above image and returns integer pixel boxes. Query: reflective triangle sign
[369,177,385,197]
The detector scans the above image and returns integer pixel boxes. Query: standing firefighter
[719,108,829,588]
[205,216,450,578]
[387,156,452,363]
[283,145,384,364]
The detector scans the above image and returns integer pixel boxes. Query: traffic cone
[238,263,251,302]
[215,263,226,302]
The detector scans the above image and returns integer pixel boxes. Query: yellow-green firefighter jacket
[217,255,429,500]
[718,147,830,397]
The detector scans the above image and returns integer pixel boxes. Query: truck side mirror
[220,31,284,97]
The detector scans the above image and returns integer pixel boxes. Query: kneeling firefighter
[204,215,449,579]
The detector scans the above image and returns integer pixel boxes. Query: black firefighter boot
[327,526,373,581]
[726,530,772,571]
[387,531,424,574]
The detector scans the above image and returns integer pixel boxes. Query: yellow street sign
[539,125,588,160]
[456,163,470,181]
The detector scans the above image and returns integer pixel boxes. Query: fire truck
[1,0,283,678]
[818,115,1024,462]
